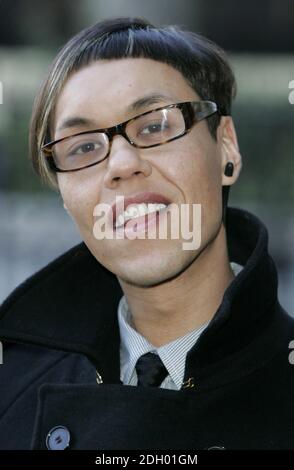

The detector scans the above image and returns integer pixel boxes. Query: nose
[103,135,152,189]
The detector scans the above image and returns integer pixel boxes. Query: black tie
[135,352,168,387]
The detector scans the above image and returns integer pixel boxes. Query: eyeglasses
[41,100,218,173]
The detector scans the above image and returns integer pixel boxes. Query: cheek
[161,136,221,205]
[161,134,223,242]
[57,173,102,231]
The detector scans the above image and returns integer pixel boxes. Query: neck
[118,223,235,347]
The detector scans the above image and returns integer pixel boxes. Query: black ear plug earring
[224,161,234,177]
[222,162,234,225]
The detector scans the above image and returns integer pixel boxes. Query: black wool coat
[0,207,294,450]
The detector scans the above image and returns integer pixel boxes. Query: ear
[218,116,242,186]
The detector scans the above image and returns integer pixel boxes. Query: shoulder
[0,239,118,336]
[0,242,89,312]
[0,240,121,393]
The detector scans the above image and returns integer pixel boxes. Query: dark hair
[29,16,236,189]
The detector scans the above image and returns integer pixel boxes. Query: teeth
[115,213,125,228]
[115,203,167,228]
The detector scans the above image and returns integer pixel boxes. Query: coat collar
[0,207,279,384]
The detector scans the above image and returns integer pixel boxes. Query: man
[0,16,293,450]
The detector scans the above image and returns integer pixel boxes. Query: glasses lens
[126,107,185,147]
[52,132,109,171]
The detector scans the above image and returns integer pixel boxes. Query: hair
[29,16,237,190]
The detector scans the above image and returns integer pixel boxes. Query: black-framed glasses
[41,100,218,173]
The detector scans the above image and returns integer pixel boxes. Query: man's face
[54,58,227,287]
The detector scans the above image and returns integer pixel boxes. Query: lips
[111,192,172,229]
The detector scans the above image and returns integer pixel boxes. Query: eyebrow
[128,92,174,112]
[56,92,174,133]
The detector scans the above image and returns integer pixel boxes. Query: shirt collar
[118,262,243,389]
[118,295,209,388]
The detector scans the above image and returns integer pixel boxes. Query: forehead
[53,58,198,133]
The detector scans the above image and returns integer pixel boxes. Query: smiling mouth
[114,202,169,229]
[111,192,172,231]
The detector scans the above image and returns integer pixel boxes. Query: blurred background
[0,0,293,311]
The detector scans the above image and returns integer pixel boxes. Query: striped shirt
[118,262,243,390]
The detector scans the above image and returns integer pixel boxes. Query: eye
[139,121,169,135]
[70,141,102,155]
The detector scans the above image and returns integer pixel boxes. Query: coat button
[46,425,71,450]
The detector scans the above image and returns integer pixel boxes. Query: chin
[116,251,197,289]
[86,232,202,287]
[118,269,176,288]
